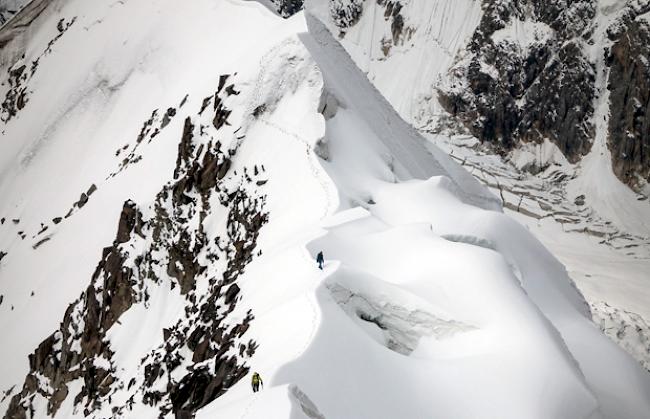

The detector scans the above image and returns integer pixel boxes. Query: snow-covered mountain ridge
[0,0,649,418]
[310,0,650,373]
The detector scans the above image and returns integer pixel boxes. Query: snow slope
[0,0,282,386]
[323,0,482,128]
[566,0,650,234]
[314,0,650,371]
[0,0,28,26]
[0,0,649,418]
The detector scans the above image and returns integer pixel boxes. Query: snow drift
[0,0,648,418]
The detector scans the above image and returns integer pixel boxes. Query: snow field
[0,1,649,418]
[203,8,650,417]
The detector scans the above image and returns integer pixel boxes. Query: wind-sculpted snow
[289,385,326,419]
[1,0,650,418]
[302,12,502,212]
[308,0,650,380]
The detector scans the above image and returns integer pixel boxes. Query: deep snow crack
[326,282,475,355]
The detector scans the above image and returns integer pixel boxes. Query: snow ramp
[300,9,501,213]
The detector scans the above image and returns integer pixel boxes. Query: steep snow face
[1,0,650,418]
[311,0,650,193]
[310,0,650,371]
[310,0,483,130]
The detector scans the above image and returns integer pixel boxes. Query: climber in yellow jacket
[251,372,263,393]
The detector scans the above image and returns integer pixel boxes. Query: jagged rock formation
[606,2,650,190]
[3,75,268,419]
[326,0,650,191]
[1,15,75,122]
[328,0,363,30]
[270,0,304,17]
[440,0,650,189]
[439,0,597,163]
[5,201,142,418]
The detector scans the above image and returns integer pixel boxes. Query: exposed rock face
[606,12,650,190]
[325,0,649,190]
[270,0,304,17]
[439,0,596,162]
[432,0,650,189]
[3,75,268,419]
[1,15,75,122]
[113,104,180,178]
[5,201,139,418]
[329,0,364,30]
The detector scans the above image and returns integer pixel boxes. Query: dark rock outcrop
[433,0,650,188]
[1,16,76,123]
[606,18,650,189]
[111,102,179,177]
[330,0,364,30]
[439,0,596,163]
[271,0,304,17]
[3,75,267,419]
[5,200,140,418]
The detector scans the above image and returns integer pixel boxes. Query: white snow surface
[0,0,648,418]
[312,0,650,374]
[308,0,483,129]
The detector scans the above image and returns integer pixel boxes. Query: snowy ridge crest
[0,1,649,418]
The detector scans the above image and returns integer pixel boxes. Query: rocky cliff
[606,1,650,190]
[4,74,267,419]
[320,0,650,193]
[439,0,597,164]
[441,0,650,190]
[312,0,650,373]
[269,0,305,17]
